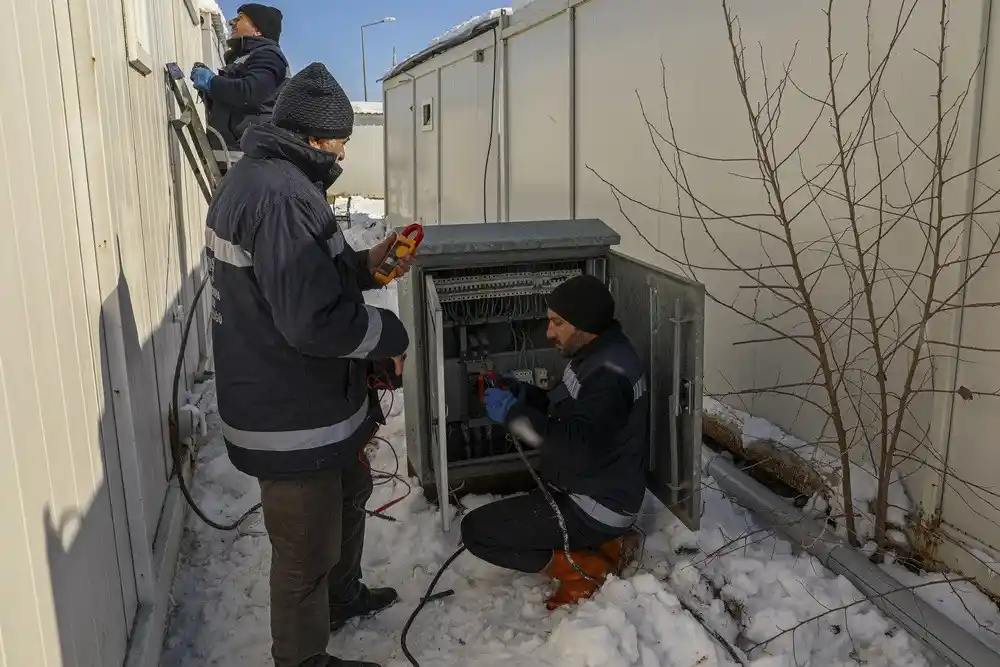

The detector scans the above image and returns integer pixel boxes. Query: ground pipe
[706,455,1000,667]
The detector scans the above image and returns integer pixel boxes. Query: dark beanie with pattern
[272,63,354,140]
[238,4,283,42]
[547,274,615,335]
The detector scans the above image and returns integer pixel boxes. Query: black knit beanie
[238,3,283,42]
[547,275,615,335]
[272,63,354,140]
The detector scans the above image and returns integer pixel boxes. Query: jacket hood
[241,123,342,190]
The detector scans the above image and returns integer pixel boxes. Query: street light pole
[361,26,367,101]
[361,17,395,101]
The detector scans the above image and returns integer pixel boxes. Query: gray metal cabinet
[397,219,704,532]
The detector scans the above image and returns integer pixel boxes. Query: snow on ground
[163,199,1000,666]
[703,401,1000,654]
[702,399,913,549]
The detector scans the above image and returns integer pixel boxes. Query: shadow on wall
[44,263,203,666]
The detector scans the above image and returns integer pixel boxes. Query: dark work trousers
[460,489,626,573]
[259,459,373,667]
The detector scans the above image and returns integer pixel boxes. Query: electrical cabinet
[397,219,705,532]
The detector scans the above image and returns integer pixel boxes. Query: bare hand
[392,354,406,377]
[368,233,416,281]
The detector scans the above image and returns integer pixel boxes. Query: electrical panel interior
[401,218,704,534]
[427,260,591,466]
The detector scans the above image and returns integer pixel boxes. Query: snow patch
[162,215,1000,666]
[429,8,512,47]
[353,101,384,116]
[703,397,912,548]
[196,0,224,18]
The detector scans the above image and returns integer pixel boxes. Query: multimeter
[373,224,424,285]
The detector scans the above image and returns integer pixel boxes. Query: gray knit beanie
[272,62,354,140]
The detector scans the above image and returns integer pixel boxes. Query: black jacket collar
[572,320,626,363]
[224,36,280,64]
[241,124,342,191]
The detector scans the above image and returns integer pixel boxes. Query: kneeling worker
[460,275,646,610]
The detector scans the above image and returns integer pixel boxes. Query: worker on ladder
[190,3,289,171]
[461,275,645,610]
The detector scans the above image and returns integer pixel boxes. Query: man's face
[546,309,591,357]
[229,12,260,38]
[309,137,350,162]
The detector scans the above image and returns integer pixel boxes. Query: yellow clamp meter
[373,224,424,286]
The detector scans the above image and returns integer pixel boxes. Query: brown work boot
[542,549,613,610]
[598,529,642,575]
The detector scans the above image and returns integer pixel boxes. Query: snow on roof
[352,101,384,115]
[428,8,510,47]
[197,0,224,18]
[383,8,511,81]
[196,0,227,41]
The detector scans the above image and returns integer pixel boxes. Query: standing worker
[460,275,645,610]
[191,3,289,157]
[205,62,410,667]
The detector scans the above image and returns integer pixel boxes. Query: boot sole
[330,595,400,633]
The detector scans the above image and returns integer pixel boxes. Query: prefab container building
[1,1,225,665]
[383,10,508,229]
[382,0,1000,597]
[330,102,387,200]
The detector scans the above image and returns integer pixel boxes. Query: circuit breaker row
[433,269,582,303]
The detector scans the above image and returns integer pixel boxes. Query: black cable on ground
[178,460,263,532]
[170,272,262,533]
[399,431,593,667]
[400,545,466,667]
[675,596,751,666]
[506,432,597,582]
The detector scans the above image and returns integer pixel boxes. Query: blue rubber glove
[190,66,215,92]
[483,387,518,423]
[500,373,527,401]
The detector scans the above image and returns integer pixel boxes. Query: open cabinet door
[607,252,705,530]
[424,275,451,531]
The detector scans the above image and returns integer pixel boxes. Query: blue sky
[218,1,509,101]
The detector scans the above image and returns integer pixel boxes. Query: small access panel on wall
[421,98,434,131]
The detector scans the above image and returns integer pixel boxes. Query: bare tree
[589,0,1000,560]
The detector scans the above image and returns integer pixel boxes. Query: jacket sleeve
[505,368,633,463]
[330,238,381,292]
[352,249,383,291]
[251,196,409,359]
[521,383,550,412]
[208,47,285,109]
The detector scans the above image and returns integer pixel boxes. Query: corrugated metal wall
[0,0,217,663]
[385,80,416,225]
[383,0,1000,595]
[384,31,501,228]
